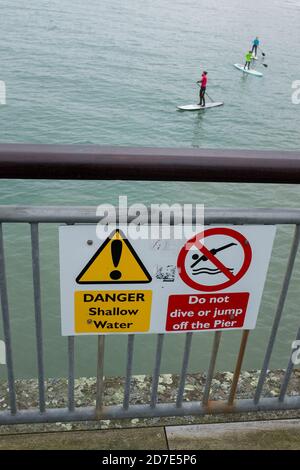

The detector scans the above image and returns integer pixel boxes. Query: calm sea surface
[0,0,300,378]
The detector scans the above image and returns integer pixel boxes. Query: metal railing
[0,144,300,425]
[0,206,300,424]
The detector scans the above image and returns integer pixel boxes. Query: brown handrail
[0,144,299,183]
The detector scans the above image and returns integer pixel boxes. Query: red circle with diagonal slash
[177,227,252,292]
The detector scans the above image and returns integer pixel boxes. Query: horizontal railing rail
[0,144,300,183]
[1,206,300,224]
[0,206,300,425]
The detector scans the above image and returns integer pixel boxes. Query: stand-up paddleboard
[177,102,224,111]
[234,63,263,77]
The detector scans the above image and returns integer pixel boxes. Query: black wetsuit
[199,87,206,107]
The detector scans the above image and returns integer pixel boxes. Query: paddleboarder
[197,71,208,107]
[244,51,253,70]
[251,37,260,56]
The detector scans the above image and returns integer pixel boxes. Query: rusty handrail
[0,144,300,183]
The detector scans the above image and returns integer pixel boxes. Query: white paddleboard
[234,63,263,77]
[177,102,224,111]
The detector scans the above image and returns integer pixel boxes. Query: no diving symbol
[177,227,252,292]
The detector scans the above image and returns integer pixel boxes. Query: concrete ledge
[1,419,300,450]
[0,427,168,450]
[166,419,300,450]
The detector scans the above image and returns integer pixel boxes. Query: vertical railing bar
[254,225,300,404]
[202,331,222,406]
[123,334,135,410]
[150,334,165,408]
[279,327,300,402]
[176,332,193,408]
[65,223,75,412]
[95,335,105,415]
[0,223,17,414]
[228,330,250,406]
[31,223,46,413]
[67,336,75,412]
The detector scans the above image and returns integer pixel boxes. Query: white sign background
[59,225,276,335]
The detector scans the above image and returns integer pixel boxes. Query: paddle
[258,46,266,57]
[205,92,215,102]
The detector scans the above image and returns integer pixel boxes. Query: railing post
[31,223,46,413]
[203,331,222,406]
[176,332,193,408]
[150,334,165,408]
[0,223,17,414]
[254,225,300,404]
[68,336,75,412]
[123,335,135,410]
[96,336,105,416]
[228,330,250,406]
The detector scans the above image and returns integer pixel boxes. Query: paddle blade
[262,63,268,67]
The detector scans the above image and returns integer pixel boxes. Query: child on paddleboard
[244,51,252,70]
[197,71,207,107]
[251,37,260,56]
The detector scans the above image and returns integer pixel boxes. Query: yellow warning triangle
[76,229,152,284]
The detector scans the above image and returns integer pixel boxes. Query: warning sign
[75,290,152,333]
[166,292,249,332]
[76,229,152,284]
[59,224,276,335]
[177,227,252,292]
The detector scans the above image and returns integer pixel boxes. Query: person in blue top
[251,37,260,56]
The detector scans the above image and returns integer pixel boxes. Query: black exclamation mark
[110,239,122,280]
